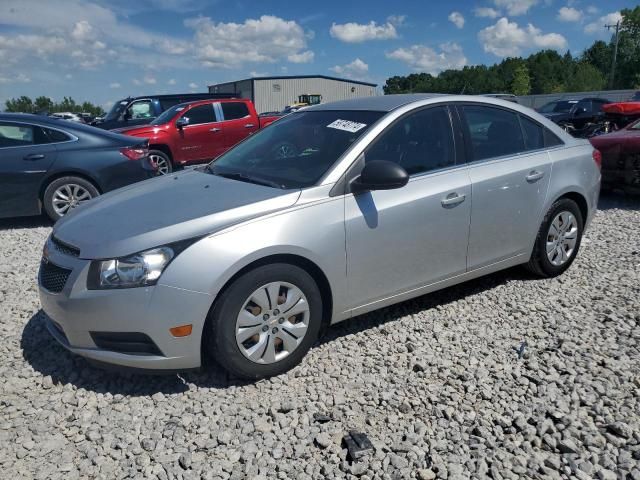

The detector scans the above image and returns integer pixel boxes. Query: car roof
[309,94,445,112]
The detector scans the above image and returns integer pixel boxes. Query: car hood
[53,169,301,259]
[111,125,160,136]
[542,112,570,122]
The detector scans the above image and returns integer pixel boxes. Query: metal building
[208,75,378,114]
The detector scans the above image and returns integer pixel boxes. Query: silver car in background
[38,94,601,379]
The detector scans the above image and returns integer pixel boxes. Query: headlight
[89,247,174,289]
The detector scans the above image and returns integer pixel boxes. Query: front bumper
[38,240,213,370]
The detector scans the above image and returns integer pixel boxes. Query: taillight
[592,149,602,170]
[120,146,148,161]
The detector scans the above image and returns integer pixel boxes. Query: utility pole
[604,20,621,89]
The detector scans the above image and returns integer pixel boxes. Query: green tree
[565,63,606,92]
[34,96,54,113]
[511,65,531,95]
[5,96,34,113]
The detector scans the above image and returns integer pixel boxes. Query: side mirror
[351,160,409,193]
[176,117,189,129]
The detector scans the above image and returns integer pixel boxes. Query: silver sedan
[38,94,601,379]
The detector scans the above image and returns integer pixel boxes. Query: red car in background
[590,117,640,194]
[115,99,279,174]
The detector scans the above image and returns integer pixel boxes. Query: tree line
[4,96,106,117]
[384,6,640,96]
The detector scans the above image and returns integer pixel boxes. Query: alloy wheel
[546,211,578,266]
[150,154,170,175]
[235,281,310,364]
[51,183,93,216]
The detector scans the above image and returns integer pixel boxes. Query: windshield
[104,99,129,121]
[151,103,188,125]
[207,110,384,189]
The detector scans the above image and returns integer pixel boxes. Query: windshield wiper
[211,170,285,189]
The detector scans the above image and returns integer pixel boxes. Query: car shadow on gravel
[22,266,533,395]
[598,191,640,211]
[0,215,53,230]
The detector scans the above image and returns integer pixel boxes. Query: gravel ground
[1,193,639,480]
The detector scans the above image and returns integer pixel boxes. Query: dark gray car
[0,113,156,221]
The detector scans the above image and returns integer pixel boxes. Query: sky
[0,0,635,112]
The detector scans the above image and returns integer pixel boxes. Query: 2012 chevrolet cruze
[38,95,601,379]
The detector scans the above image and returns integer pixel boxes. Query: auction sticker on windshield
[327,119,367,133]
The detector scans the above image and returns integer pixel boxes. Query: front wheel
[148,150,173,175]
[526,198,584,277]
[204,263,323,379]
[43,176,99,221]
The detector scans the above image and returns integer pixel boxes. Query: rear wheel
[149,150,172,175]
[204,263,323,379]
[526,198,583,277]
[43,176,99,221]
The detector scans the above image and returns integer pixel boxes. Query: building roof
[209,75,377,88]
[309,93,444,112]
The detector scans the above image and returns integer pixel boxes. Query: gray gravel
[1,194,639,480]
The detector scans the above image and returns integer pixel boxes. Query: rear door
[457,104,554,269]
[219,101,257,151]
[176,103,222,163]
[0,122,58,218]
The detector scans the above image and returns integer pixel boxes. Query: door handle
[24,154,45,161]
[525,170,545,182]
[441,193,466,207]
[244,123,255,128]
[209,128,221,133]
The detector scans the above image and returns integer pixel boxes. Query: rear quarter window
[461,105,525,161]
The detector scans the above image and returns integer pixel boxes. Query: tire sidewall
[206,264,323,379]
[43,176,99,222]
[536,199,584,276]
[149,150,172,175]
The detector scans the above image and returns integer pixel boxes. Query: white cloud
[557,7,583,22]
[474,7,501,18]
[143,75,156,85]
[132,79,141,86]
[186,15,311,68]
[586,6,599,15]
[329,58,369,79]
[493,0,538,16]
[329,20,398,43]
[387,15,407,27]
[109,82,121,88]
[0,73,31,84]
[386,42,467,75]
[167,78,176,85]
[188,82,198,89]
[288,50,315,63]
[448,12,465,29]
[478,17,567,57]
[585,12,621,34]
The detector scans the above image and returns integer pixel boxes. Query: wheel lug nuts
[273,309,280,315]
[272,327,278,334]
[278,318,284,324]
[262,325,269,332]
[263,314,269,320]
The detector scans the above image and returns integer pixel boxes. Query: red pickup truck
[114,98,279,174]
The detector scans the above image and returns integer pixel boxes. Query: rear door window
[182,104,215,125]
[460,105,525,161]
[0,123,34,148]
[127,100,154,120]
[35,127,72,144]
[221,102,250,120]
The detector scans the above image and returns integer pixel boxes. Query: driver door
[177,103,224,163]
[344,105,471,311]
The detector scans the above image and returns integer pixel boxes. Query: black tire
[526,198,584,278]
[43,176,100,222]
[204,263,323,379]
[149,149,173,175]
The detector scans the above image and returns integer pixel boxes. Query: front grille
[39,260,72,293]
[51,236,80,257]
